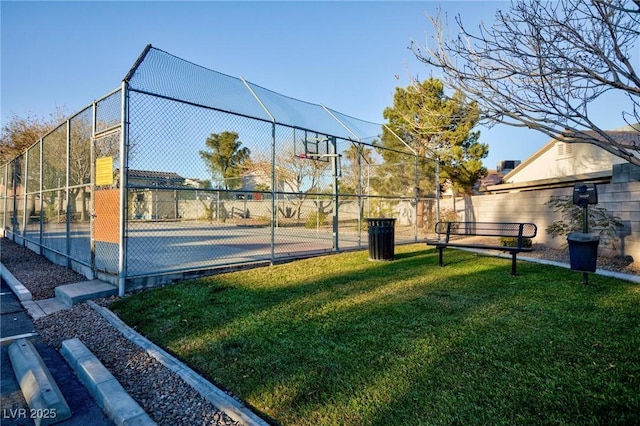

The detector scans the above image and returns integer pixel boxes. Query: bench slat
[434,221,537,239]
[432,242,533,252]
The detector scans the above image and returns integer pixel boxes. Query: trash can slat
[367,218,395,261]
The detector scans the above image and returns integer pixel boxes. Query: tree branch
[412,0,640,166]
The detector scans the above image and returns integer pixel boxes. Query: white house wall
[506,142,627,184]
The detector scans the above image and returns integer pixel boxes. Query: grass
[111,245,640,425]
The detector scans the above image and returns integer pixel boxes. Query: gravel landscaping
[523,242,640,274]
[1,239,87,299]
[1,238,243,426]
[35,303,242,426]
[1,236,637,425]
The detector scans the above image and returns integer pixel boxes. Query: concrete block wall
[448,181,640,262]
[598,181,640,259]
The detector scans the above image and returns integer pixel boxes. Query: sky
[0,0,633,169]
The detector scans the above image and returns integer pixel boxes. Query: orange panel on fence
[94,189,120,244]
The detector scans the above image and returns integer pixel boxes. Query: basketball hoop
[295,152,340,162]
[298,153,340,158]
[294,152,341,176]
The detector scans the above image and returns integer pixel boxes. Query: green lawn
[111,245,640,425]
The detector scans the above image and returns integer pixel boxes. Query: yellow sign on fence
[96,157,114,186]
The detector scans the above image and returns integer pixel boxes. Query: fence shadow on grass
[111,244,640,425]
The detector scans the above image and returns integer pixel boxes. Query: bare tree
[282,148,331,220]
[413,0,640,166]
[342,143,374,194]
[1,107,68,164]
[248,149,330,220]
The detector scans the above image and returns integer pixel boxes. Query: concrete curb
[1,262,33,301]
[8,338,72,425]
[2,262,151,425]
[456,249,640,283]
[517,255,640,283]
[87,301,270,426]
[60,337,156,426]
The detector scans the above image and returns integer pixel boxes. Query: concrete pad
[8,338,72,425]
[22,301,48,321]
[60,338,156,426]
[55,280,117,307]
[36,298,69,316]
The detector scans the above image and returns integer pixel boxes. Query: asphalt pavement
[0,277,112,426]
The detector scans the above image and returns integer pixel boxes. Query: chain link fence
[1,45,440,288]
[1,90,121,273]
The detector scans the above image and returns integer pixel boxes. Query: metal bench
[426,221,538,275]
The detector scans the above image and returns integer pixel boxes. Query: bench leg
[438,247,444,267]
[511,252,517,276]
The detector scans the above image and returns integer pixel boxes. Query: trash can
[567,232,600,272]
[367,218,396,261]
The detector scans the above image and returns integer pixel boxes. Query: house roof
[128,169,184,180]
[478,170,502,188]
[484,170,611,193]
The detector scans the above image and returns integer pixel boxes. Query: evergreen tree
[199,131,251,190]
[378,78,488,198]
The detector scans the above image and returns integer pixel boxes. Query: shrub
[545,195,623,248]
[439,208,460,222]
[500,237,533,248]
[305,211,329,229]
